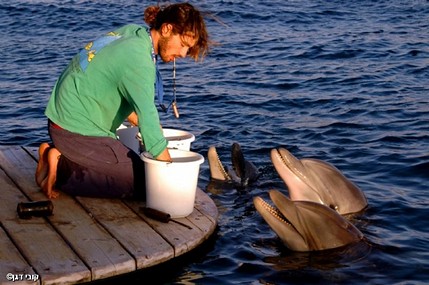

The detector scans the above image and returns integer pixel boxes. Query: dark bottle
[17,200,54,219]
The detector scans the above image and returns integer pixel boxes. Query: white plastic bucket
[141,149,204,218]
[163,128,195,151]
[117,126,195,153]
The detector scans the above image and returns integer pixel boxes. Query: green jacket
[46,24,167,157]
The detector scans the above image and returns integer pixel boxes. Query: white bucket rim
[133,128,195,143]
[141,149,204,164]
[163,128,195,142]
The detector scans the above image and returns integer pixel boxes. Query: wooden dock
[0,146,218,284]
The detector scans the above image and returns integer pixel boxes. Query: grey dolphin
[208,143,259,187]
[253,190,364,251]
[271,148,367,215]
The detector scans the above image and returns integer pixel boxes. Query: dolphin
[271,148,367,215]
[253,190,364,251]
[208,142,259,187]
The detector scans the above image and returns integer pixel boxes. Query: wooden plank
[187,189,218,235]
[2,219,90,285]
[76,197,174,269]
[48,197,136,280]
[0,227,39,285]
[0,147,91,284]
[125,200,203,256]
[0,146,48,201]
[0,168,28,220]
[23,147,136,281]
[0,169,39,285]
[194,189,219,224]
[24,146,217,269]
[125,188,218,256]
[0,146,219,284]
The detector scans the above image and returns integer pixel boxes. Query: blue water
[1,0,429,284]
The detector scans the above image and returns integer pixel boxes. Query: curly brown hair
[144,3,209,61]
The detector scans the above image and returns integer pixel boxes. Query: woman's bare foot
[40,147,61,199]
[35,143,51,187]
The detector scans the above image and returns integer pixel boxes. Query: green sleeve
[119,62,168,157]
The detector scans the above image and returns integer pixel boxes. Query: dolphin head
[231,142,260,186]
[253,190,364,251]
[208,143,259,187]
[208,145,232,181]
[271,148,367,215]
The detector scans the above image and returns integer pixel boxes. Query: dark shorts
[49,123,146,199]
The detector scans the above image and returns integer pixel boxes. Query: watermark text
[6,273,39,282]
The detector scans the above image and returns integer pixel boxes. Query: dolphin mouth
[253,195,298,232]
[208,143,259,187]
[271,148,321,203]
[272,147,368,215]
[208,146,232,181]
[254,190,364,251]
[254,192,307,251]
[271,148,308,182]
